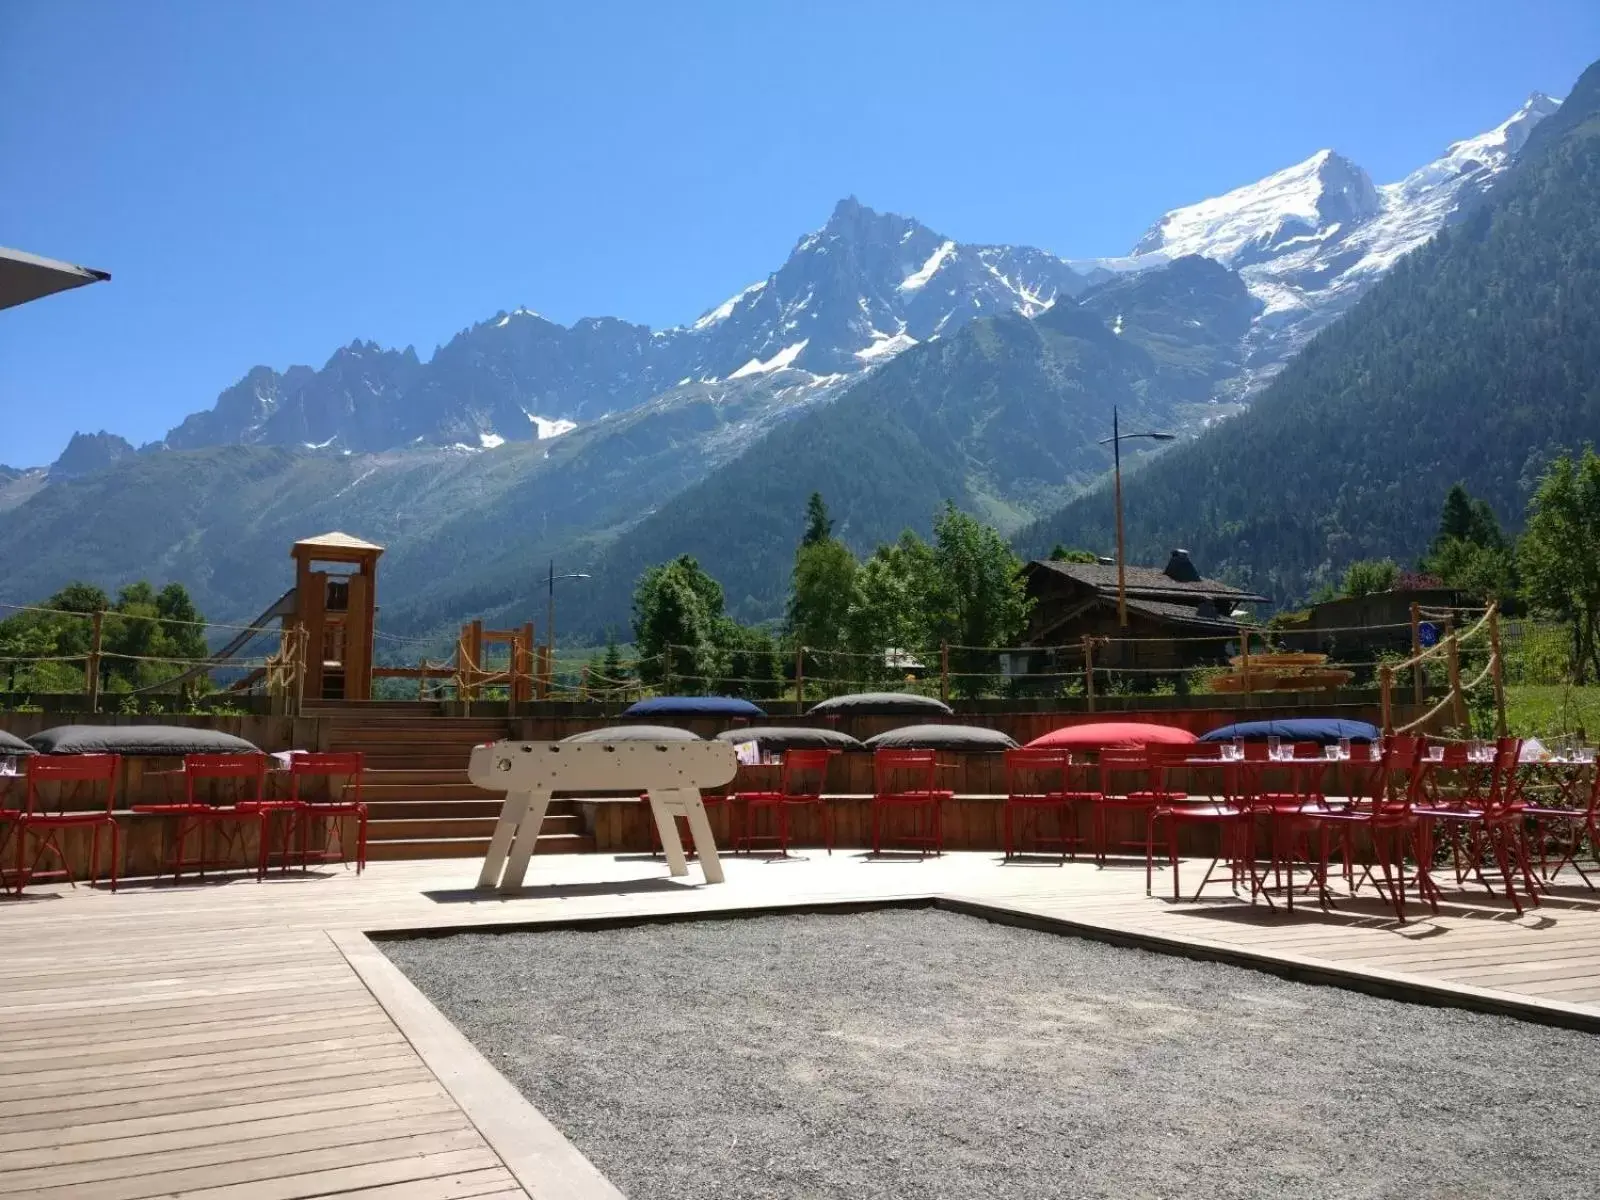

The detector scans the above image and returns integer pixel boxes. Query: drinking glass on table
[1267,735,1282,761]
[1338,737,1353,761]
[1577,745,1596,765]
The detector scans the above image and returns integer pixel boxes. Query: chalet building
[1019,551,1267,673]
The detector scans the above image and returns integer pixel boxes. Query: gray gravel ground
[382,909,1600,1200]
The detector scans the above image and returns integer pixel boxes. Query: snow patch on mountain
[900,240,956,291]
[729,340,809,378]
[691,280,767,330]
[479,431,506,449]
[526,414,577,440]
[856,331,919,361]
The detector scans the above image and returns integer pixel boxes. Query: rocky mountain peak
[50,431,136,479]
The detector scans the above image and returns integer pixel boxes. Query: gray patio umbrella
[1,246,110,311]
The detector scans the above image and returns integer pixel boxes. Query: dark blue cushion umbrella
[1200,718,1381,745]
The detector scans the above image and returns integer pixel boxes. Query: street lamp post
[545,560,591,692]
[1097,407,1175,627]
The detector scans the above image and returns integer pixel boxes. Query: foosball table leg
[498,790,552,893]
[679,790,724,884]
[477,789,532,889]
[649,789,691,878]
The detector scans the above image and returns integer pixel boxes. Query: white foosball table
[466,739,739,892]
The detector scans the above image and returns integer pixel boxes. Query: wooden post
[86,609,103,713]
[794,645,805,715]
[940,642,950,704]
[579,663,589,703]
[468,618,484,702]
[1240,626,1251,696]
[1409,601,1424,707]
[663,645,674,696]
[519,621,535,705]
[1083,636,1096,712]
[293,623,306,717]
[1447,633,1466,731]
[418,658,429,702]
[1488,605,1507,737]
[1379,664,1394,734]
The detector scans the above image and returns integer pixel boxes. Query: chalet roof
[1,246,110,312]
[1120,596,1247,633]
[292,531,385,554]
[1028,558,1267,604]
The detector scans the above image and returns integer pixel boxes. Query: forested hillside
[1022,58,1600,603]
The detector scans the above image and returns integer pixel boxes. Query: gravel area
[383,908,1600,1200]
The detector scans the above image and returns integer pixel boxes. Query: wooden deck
[3,850,1598,1198]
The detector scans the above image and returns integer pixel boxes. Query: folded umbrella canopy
[1199,718,1381,745]
[863,724,1018,752]
[623,696,767,718]
[1,246,110,311]
[1026,721,1198,751]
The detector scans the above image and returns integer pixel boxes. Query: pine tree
[801,492,832,546]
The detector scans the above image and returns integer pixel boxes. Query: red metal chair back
[1147,742,1228,802]
[288,751,365,805]
[779,749,834,799]
[183,753,267,807]
[1097,746,1158,799]
[1004,748,1070,801]
[1380,736,1429,814]
[873,748,938,799]
[25,754,119,817]
[1485,737,1524,813]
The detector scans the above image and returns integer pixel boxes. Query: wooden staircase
[306,704,594,860]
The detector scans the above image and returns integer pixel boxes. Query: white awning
[0,246,110,311]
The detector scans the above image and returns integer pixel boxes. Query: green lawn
[1504,684,1600,740]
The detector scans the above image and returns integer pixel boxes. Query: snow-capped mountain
[159,199,1087,455]
[676,197,1086,378]
[1117,93,1561,374]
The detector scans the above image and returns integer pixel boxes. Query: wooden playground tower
[287,532,384,702]
[265,532,550,711]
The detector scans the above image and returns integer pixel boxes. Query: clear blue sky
[2,1,1595,466]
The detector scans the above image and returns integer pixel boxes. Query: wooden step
[361,780,500,801]
[368,814,584,841]
[362,768,479,787]
[367,799,503,820]
[365,795,578,817]
[351,754,483,770]
[365,832,594,860]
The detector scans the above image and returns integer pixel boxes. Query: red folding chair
[1286,738,1437,921]
[1230,741,1335,909]
[1413,737,1535,912]
[1523,755,1600,889]
[133,753,268,882]
[1093,747,1180,886]
[1002,748,1093,863]
[286,752,368,873]
[7,754,121,894]
[733,748,836,856]
[1147,743,1247,901]
[870,749,951,858]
